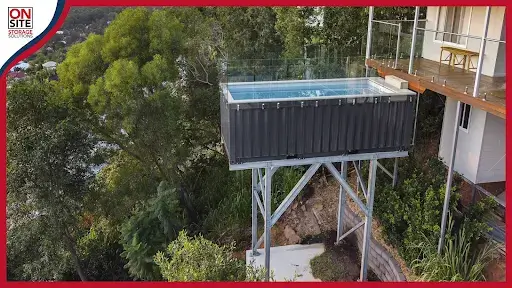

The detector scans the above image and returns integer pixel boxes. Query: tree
[7,80,95,280]
[274,7,318,59]
[119,181,184,280]
[215,7,284,59]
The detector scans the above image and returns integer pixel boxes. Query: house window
[435,7,471,45]
[459,103,471,131]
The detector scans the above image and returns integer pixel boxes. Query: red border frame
[1,1,510,287]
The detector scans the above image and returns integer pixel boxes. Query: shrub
[410,216,497,281]
[154,230,269,281]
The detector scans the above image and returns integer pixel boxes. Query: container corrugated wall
[221,96,416,164]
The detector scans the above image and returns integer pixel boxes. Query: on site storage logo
[8,7,33,38]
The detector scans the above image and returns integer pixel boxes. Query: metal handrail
[372,19,400,27]
[416,27,505,44]
[379,19,428,22]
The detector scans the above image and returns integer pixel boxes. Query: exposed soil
[307,230,380,281]
[483,253,506,282]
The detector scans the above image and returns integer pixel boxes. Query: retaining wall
[343,205,406,282]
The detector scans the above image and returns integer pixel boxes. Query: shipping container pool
[220,77,416,165]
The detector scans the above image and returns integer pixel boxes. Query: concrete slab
[246,243,325,281]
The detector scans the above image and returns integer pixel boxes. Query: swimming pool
[220,77,417,166]
[223,78,411,103]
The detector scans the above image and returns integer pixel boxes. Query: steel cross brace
[252,163,321,252]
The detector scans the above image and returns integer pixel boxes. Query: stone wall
[343,205,406,282]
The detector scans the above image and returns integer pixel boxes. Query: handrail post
[394,23,401,69]
[473,6,491,97]
[365,7,374,76]
[408,7,420,74]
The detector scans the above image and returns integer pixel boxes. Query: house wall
[476,113,506,183]
[438,98,486,183]
[494,17,506,77]
[421,6,506,77]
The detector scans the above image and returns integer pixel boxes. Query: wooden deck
[366,58,506,119]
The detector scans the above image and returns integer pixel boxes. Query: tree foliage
[154,230,247,281]
[7,80,95,280]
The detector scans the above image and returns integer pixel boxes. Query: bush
[200,163,305,245]
[410,216,497,281]
[155,230,266,281]
[372,157,460,263]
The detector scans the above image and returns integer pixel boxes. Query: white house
[421,6,506,77]
[421,7,506,185]
[42,61,57,70]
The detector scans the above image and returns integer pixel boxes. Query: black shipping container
[220,78,416,165]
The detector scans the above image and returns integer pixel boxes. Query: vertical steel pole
[394,23,402,69]
[360,159,377,281]
[356,160,362,194]
[438,101,462,254]
[473,6,491,97]
[264,167,272,281]
[392,158,399,187]
[336,162,348,243]
[365,7,374,77]
[408,6,420,74]
[412,92,420,146]
[251,169,259,255]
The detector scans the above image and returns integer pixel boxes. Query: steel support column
[251,169,259,255]
[365,7,374,76]
[473,6,491,97]
[337,162,348,243]
[438,101,462,254]
[360,159,378,281]
[264,167,272,281]
[392,158,399,187]
[408,6,420,74]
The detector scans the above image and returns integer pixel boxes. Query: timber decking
[367,58,505,119]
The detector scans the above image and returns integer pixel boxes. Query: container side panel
[378,101,390,148]
[322,105,332,153]
[288,106,297,155]
[279,107,288,156]
[253,108,261,157]
[304,107,314,154]
[330,104,340,152]
[338,104,348,152]
[297,106,305,156]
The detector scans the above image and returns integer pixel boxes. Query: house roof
[7,71,26,79]
[10,62,30,71]
[42,61,57,68]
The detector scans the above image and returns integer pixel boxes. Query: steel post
[408,7,420,74]
[337,162,348,243]
[365,7,374,76]
[473,7,491,97]
[251,169,259,255]
[438,101,462,254]
[392,158,399,187]
[360,159,377,281]
[394,23,402,69]
[264,167,272,281]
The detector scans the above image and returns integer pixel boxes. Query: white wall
[494,17,506,77]
[421,6,506,77]
[438,98,486,183]
[476,113,506,183]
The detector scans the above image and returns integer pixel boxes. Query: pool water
[228,79,393,101]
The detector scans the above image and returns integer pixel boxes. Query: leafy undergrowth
[307,231,379,282]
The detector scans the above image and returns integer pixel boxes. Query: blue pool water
[228,79,393,101]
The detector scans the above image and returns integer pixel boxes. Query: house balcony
[366,57,505,119]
